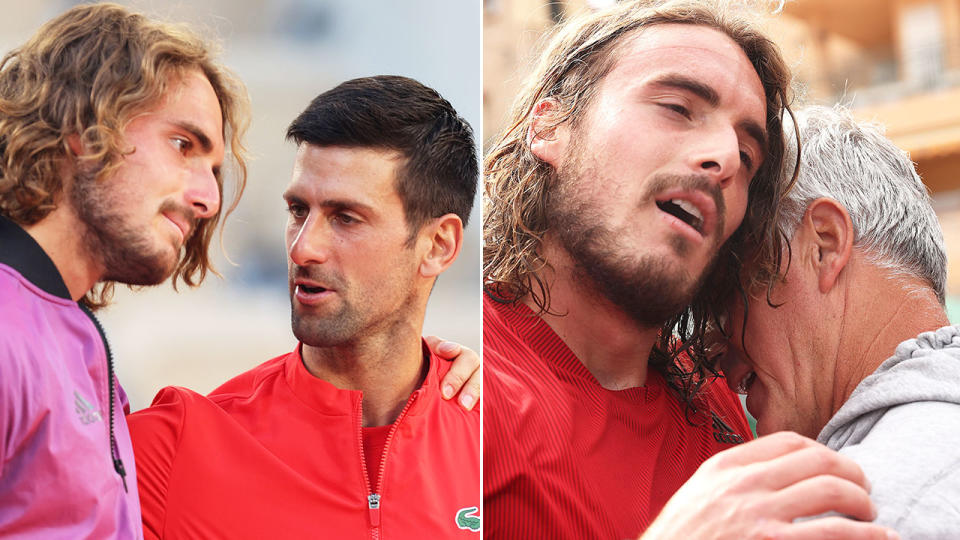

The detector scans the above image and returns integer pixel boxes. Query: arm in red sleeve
[127,387,187,540]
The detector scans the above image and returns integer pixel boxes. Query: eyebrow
[172,120,215,154]
[650,74,768,153]
[651,73,720,106]
[282,192,375,215]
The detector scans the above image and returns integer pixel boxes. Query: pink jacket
[0,216,141,539]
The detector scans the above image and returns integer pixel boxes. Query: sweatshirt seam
[892,453,960,529]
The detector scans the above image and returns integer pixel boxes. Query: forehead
[142,69,225,153]
[602,23,766,120]
[287,145,404,202]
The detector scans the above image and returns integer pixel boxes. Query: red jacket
[128,343,482,539]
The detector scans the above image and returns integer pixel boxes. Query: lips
[162,213,190,244]
[293,278,336,306]
[657,198,704,232]
[654,189,718,238]
[296,279,330,295]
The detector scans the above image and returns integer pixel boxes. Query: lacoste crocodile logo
[455,506,480,532]
[74,391,102,425]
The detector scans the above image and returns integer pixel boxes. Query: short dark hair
[286,75,477,233]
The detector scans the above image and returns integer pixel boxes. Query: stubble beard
[546,158,725,328]
[289,289,360,348]
[288,261,419,348]
[71,166,179,286]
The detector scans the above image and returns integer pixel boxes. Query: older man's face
[715,237,840,439]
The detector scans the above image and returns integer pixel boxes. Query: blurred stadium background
[0,0,481,410]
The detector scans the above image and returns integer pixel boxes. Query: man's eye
[740,151,754,171]
[171,137,192,154]
[660,103,691,118]
[335,213,357,225]
[287,204,308,219]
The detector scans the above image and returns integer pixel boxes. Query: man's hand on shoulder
[425,335,480,411]
[641,432,899,540]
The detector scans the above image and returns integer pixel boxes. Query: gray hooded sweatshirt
[817,324,960,539]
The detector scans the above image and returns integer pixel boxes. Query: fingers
[459,363,481,411]
[706,431,821,469]
[723,434,874,521]
[756,444,870,493]
[778,517,899,540]
[769,476,876,522]
[643,430,897,540]
[428,335,481,411]
[425,335,461,359]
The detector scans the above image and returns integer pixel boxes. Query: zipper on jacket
[358,388,422,538]
[367,493,381,526]
[79,304,128,492]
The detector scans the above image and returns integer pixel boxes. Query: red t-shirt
[363,424,392,490]
[128,343,482,539]
[483,295,751,539]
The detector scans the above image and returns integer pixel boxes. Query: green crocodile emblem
[455,506,481,532]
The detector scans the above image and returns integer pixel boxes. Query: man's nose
[185,167,221,220]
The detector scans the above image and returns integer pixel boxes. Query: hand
[641,432,898,540]
[425,335,480,411]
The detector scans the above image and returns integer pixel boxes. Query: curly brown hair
[0,3,250,309]
[483,0,799,415]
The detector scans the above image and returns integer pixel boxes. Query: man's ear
[528,98,569,168]
[418,213,463,278]
[799,197,854,294]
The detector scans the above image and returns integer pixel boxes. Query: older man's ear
[798,197,854,294]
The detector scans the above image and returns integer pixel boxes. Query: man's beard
[70,166,181,286]
[546,164,725,328]
[288,261,418,348]
[288,265,359,347]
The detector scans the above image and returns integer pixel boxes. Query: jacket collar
[284,340,444,419]
[0,215,70,299]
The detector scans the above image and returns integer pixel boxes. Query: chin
[105,248,179,286]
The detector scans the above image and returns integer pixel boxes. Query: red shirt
[128,343,482,539]
[483,295,751,539]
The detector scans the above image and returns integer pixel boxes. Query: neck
[301,317,428,427]
[831,258,949,414]
[23,202,102,301]
[526,240,660,390]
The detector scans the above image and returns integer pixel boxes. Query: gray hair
[779,105,947,303]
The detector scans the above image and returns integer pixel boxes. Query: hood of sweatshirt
[817,324,960,449]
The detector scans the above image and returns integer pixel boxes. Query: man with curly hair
[0,5,246,537]
[0,5,479,538]
[483,2,897,539]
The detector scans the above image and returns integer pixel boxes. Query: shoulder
[206,351,292,404]
[840,400,960,532]
[127,386,208,538]
[0,269,60,353]
[0,276,89,419]
[127,386,208,462]
[128,350,291,463]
